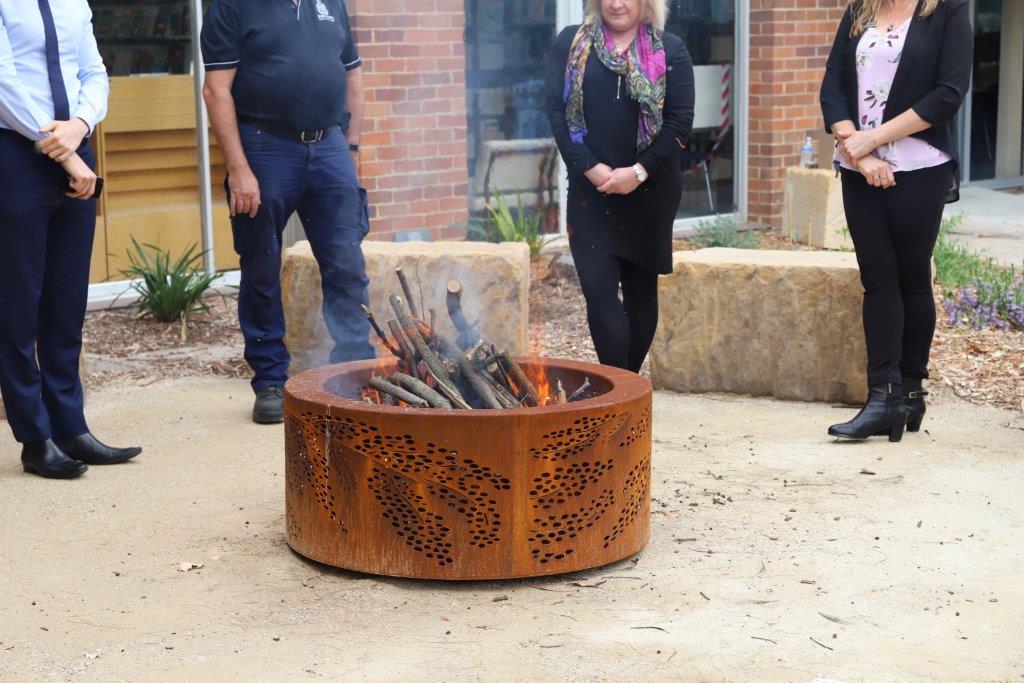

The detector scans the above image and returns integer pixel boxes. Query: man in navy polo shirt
[201,0,375,424]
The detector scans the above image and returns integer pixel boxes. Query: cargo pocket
[358,187,371,238]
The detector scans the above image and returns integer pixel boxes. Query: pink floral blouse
[835,18,951,172]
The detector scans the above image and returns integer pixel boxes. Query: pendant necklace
[884,0,916,31]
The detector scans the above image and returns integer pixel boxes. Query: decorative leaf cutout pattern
[529,412,631,462]
[528,410,647,565]
[288,411,510,567]
[603,457,651,548]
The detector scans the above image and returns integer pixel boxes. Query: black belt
[239,119,334,144]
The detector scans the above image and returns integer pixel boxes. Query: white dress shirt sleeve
[72,1,108,133]
[0,12,52,140]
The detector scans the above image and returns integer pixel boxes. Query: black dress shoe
[22,440,88,479]
[54,433,142,465]
[829,383,908,443]
[253,386,285,424]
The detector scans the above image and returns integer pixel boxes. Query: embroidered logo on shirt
[315,0,335,21]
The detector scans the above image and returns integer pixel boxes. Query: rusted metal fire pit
[284,357,652,580]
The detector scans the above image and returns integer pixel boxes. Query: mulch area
[931,323,1024,413]
[82,297,249,387]
[82,231,1023,414]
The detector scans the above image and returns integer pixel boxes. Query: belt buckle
[300,129,325,144]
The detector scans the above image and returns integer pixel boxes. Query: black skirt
[546,26,695,275]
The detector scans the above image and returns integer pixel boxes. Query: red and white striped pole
[711,63,732,155]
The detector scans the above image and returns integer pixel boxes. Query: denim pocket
[240,126,276,152]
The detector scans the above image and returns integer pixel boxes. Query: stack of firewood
[358,268,591,410]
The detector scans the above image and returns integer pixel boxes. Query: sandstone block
[282,241,531,376]
[783,166,853,251]
[650,248,868,404]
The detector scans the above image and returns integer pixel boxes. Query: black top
[545,25,695,274]
[201,0,361,133]
[820,0,973,163]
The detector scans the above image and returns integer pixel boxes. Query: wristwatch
[349,143,360,152]
[632,163,649,183]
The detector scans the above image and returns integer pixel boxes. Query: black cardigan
[546,25,695,182]
[820,0,974,163]
[545,25,695,273]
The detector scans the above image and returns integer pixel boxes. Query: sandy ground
[1,377,1022,681]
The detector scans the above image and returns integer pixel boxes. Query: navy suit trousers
[0,130,94,444]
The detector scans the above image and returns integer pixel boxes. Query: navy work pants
[230,124,375,391]
[0,130,93,444]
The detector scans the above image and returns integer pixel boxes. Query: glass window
[665,0,736,218]
[464,0,560,228]
[969,0,1024,182]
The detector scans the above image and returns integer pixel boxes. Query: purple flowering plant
[936,214,1024,332]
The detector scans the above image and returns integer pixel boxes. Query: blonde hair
[849,0,939,36]
[585,0,669,31]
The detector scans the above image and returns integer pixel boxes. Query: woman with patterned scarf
[546,0,694,373]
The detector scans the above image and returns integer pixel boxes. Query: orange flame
[533,365,552,407]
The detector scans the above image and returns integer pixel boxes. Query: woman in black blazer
[820,0,972,442]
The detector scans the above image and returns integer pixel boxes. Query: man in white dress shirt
[0,0,141,479]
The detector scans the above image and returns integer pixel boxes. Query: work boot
[828,383,907,443]
[253,386,285,424]
[55,433,142,465]
[21,440,88,479]
[903,377,929,433]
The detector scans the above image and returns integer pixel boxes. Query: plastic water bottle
[799,136,817,169]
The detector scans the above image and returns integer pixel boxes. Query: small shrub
[120,240,220,339]
[934,213,1024,331]
[690,215,758,249]
[472,194,557,260]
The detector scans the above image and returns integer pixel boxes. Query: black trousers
[0,130,94,444]
[840,161,955,386]
[570,238,659,373]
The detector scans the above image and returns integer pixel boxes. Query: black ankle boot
[21,440,88,479]
[829,383,908,443]
[903,377,929,433]
[54,433,142,465]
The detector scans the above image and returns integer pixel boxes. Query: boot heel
[907,415,924,433]
[889,420,906,443]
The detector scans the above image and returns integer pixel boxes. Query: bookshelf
[91,1,194,76]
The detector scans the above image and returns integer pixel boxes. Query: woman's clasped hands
[585,163,643,195]
[834,121,896,189]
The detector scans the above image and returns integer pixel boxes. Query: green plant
[120,239,221,341]
[474,194,557,260]
[690,215,758,249]
[933,213,1024,330]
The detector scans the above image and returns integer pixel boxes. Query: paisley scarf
[563,18,667,154]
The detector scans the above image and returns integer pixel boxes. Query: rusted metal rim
[284,356,653,416]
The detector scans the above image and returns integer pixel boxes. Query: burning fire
[353,270,588,410]
[532,366,552,406]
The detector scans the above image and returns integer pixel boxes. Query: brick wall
[351,0,470,240]
[748,0,847,229]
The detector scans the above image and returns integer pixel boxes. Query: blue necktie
[37,0,70,121]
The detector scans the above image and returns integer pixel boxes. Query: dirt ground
[1,377,1022,680]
